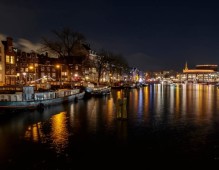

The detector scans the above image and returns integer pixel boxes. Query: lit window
[6,55,15,64]
[6,55,10,63]
[10,56,15,64]
[0,64,2,70]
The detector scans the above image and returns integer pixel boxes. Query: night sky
[1,0,219,71]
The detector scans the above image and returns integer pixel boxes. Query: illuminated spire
[185,61,188,70]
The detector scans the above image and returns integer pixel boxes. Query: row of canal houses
[0,37,142,87]
[2,36,217,87]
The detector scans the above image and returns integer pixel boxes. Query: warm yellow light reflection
[175,85,180,115]
[169,85,174,114]
[24,123,42,142]
[144,86,149,113]
[51,111,68,153]
[106,97,114,125]
[117,91,121,99]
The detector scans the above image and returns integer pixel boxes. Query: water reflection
[144,84,218,124]
[24,109,69,154]
[2,84,219,166]
[24,123,42,142]
[50,112,68,153]
[21,84,219,149]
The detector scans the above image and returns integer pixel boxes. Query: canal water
[1,84,219,168]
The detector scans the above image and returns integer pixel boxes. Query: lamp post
[29,66,37,84]
[23,72,27,85]
[56,64,62,88]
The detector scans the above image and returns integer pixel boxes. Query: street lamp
[29,66,37,83]
[23,72,27,85]
[74,73,78,80]
[56,64,62,87]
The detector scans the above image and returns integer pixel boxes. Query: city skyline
[1,0,219,71]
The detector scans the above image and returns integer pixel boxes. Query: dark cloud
[1,0,219,71]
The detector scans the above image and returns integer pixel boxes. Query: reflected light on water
[117,90,121,99]
[106,97,114,125]
[144,86,149,114]
[24,123,42,142]
[180,84,216,124]
[87,99,98,133]
[3,84,219,164]
[175,85,180,116]
[152,84,164,123]
[169,85,174,114]
[206,86,213,114]
[138,88,143,116]
[51,111,68,153]
[69,102,75,126]
[155,84,162,115]
[23,111,69,154]
[182,84,187,116]
[129,89,139,114]
[196,84,203,119]
[126,84,219,126]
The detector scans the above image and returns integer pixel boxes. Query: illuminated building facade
[15,50,61,85]
[195,64,218,71]
[0,36,87,86]
[0,36,130,86]
[2,37,17,85]
[0,41,5,86]
[181,62,218,83]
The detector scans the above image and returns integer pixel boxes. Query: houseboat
[0,86,85,110]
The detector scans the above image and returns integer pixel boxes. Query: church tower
[183,61,188,72]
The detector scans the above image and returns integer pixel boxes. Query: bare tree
[95,49,129,83]
[40,27,86,58]
[95,49,110,83]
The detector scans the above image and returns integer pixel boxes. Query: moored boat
[91,85,111,97]
[0,86,85,110]
[83,82,95,98]
[111,82,124,89]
